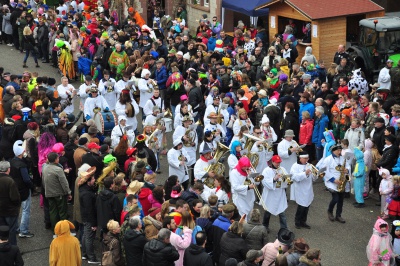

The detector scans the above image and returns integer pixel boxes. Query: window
[204,0,209,7]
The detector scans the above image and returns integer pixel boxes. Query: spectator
[313,106,329,161]
[102,220,125,266]
[49,220,81,266]
[242,209,269,250]
[183,231,213,266]
[219,221,249,265]
[123,216,147,266]
[143,228,179,266]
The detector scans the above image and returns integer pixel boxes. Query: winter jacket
[123,228,147,266]
[372,126,386,154]
[344,127,365,150]
[300,47,318,66]
[282,111,300,141]
[183,244,213,266]
[10,157,32,202]
[242,221,269,250]
[299,102,315,122]
[2,13,12,35]
[312,114,329,148]
[286,252,304,266]
[143,216,162,240]
[261,239,288,266]
[42,163,70,198]
[102,232,125,266]
[219,231,248,265]
[138,187,152,216]
[211,214,231,263]
[0,242,24,266]
[96,189,122,231]
[376,145,398,172]
[143,238,180,266]
[56,127,69,145]
[79,183,97,226]
[155,66,168,90]
[23,34,36,51]
[3,92,14,115]
[298,254,321,266]
[0,173,21,217]
[196,217,213,252]
[170,228,192,266]
[299,119,314,145]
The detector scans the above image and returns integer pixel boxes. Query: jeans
[263,211,287,229]
[48,195,68,230]
[0,216,19,245]
[171,105,176,120]
[328,191,344,217]
[295,205,309,225]
[315,146,323,162]
[82,223,97,260]
[19,190,32,234]
[23,49,38,64]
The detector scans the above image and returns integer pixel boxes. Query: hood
[379,168,391,179]
[124,228,143,241]
[143,216,162,230]
[354,148,364,162]
[99,189,115,200]
[186,243,205,255]
[299,254,320,266]
[351,68,363,79]
[230,140,241,155]
[103,232,118,245]
[148,238,167,252]
[0,242,11,252]
[23,130,35,141]
[139,187,152,199]
[364,139,373,150]
[323,130,335,143]
[305,46,312,55]
[54,220,75,236]
[374,217,388,233]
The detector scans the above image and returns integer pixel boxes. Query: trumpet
[275,167,292,188]
[307,163,325,178]
[149,79,158,91]
[290,140,303,155]
[163,108,172,118]
[244,164,267,211]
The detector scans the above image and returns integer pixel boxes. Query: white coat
[78,82,96,106]
[114,79,136,99]
[57,84,75,114]
[115,100,139,131]
[251,142,273,173]
[290,163,317,207]
[231,168,255,217]
[173,125,198,166]
[319,154,351,192]
[193,157,212,182]
[204,104,221,126]
[110,124,135,147]
[202,186,230,205]
[277,139,298,174]
[261,166,288,216]
[143,97,164,117]
[233,119,254,135]
[84,95,109,119]
[98,78,118,111]
[138,78,154,108]
[227,154,239,176]
[144,115,164,150]
[167,148,190,183]
[175,104,193,116]
[204,123,225,144]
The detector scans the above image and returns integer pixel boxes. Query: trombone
[307,163,325,179]
[244,163,268,211]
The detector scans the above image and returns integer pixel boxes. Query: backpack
[102,238,117,266]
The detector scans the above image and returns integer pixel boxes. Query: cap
[331,144,343,152]
[200,146,212,155]
[21,107,31,113]
[246,250,263,262]
[180,94,188,101]
[126,147,137,157]
[87,142,101,150]
[387,59,394,63]
[103,154,116,163]
[170,185,182,198]
[52,143,64,154]
[258,90,267,97]
[271,155,282,163]
[152,105,160,112]
[222,203,235,214]
[13,140,24,157]
[385,134,396,144]
[79,137,88,146]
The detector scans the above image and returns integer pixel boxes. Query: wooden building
[256,0,385,64]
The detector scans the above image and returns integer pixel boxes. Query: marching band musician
[260,114,277,144]
[174,102,191,129]
[318,144,351,224]
[143,87,164,117]
[289,152,317,229]
[199,131,217,154]
[228,141,243,175]
[115,89,139,132]
[193,147,215,183]
[231,157,257,217]
[114,72,136,99]
[205,86,220,107]
[78,75,96,107]
[143,120,163,173]
[173,114,198,181]
[230,125,249,148]
[83,87,109,121]
[110,115,135,147]
[204,94,222,126]
[233,108,254,135]
[278,130,300,174]
[57,76,76,115]
[203,112,226,144]
[251,126,273,173]
[175,94,192,117]
[144,105,167,156]
[98,69,118,111]
[261,155,289,231]
[167,139,191,190]
[138,69,154,119]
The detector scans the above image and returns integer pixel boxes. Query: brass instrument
[308,163,325,179]
[205,142,230,187]
[244,163,267,211]
[126,102,135,118]
[275,167,292,188]
[150,79,159,91]
[93,107,101,114]
[146,128,160,151]
[163,108,172,118]
[289,140,303,155]
[183,128,196,147]
[243,133,261,168]
[336,158,350,193]
[195,119,203,127]
[217,108,224,125]
[105,81,114,92]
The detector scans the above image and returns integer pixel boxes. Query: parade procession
[1,0,400,265]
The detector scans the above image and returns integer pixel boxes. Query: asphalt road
[1,43,382,266]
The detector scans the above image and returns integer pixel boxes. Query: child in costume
[367,217,393,266]
[353,147,366,208]
[388,176,400,219]
[379,168,394,219]
[392,157,400,175]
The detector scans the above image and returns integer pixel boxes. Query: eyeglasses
[254,131,262,134]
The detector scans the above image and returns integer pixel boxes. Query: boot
[35,62,40,68]
[327,211,334,222]
[23,63,28,68]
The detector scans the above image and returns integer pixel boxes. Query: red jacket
[138,188,152,216]
[337,85,349,96]
[299,119,314,145]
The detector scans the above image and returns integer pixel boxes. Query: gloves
[104,107,109,112]
[85,114,91,120]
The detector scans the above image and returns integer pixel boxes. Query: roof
[359,17,400,31]
[256,0,384,20]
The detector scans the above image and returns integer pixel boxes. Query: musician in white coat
[83,87,110,120]
[138,69,154,111]
[204,95,222,126]
[233,108,254,135]
[318,144,351,223]
[57,76,76,115]
[78,75,96,107]
[228,140,243,176]
[251,126,274,173]
[115,89,139,131]
[278,129,301,173]
[167,139,191,190]
[230,157,256,217]
[98,70,118,111]
[174,102,192,129]
[114,73,136,99]
[203,112,225,144]
[143,88,164,117]
[261,155,288,231]
[193,147,215,183]
[111,115,135,147]
[290,152,317,229]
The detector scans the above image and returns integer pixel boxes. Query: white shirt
[110,124,135,147]
[143,97,164,117]
[261,166,288,215]
[84,95,109,118]
[98,78,118,111]
[167,148,190,183]
[318,154,351,191]
[78,82,96,106]
[57,83,75,114]
[290,163,317,207]
[138,78,154,108]
[231,168,255,217]
[277,139,298,174]
[173,125,198,166]
[115,101,139,131]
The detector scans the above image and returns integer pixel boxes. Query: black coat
[0,242,24,266]
[10,157,32,202]
[23,34,35,51]
[79,183,97,226]
[143,239,179,266]
[0,173,21,217]
[123,228,147,266]
[165,84,186,108]
[3,92,14,115]
[96,189,122,231]
[377,145,398,173]
[183,244,213,266]
[0,124,16,160]
[281,110,300,141]
[372,126,386,154]
[219,232,248,266]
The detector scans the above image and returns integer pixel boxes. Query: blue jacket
[299,102,315,123]
[207,37,217,51]
[155,66,168,90]
[212,215,230,232]
[312,114,329,148]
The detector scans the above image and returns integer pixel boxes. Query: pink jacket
[148,194,162,209]
[367,218,393,265]
[170,228,192,266]
[261,239,289,266]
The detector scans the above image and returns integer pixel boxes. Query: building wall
[186,0,222,35]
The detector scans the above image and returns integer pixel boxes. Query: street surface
[1,44,381,266]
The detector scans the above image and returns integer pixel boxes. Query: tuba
[336,158,351,193]
[183,128,196,147]
[205,142,230,186]
[243,133,261,168]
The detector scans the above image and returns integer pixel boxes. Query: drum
[163,118,173,133]
[94,111,118,135]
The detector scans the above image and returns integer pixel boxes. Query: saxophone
[336,158,350,193]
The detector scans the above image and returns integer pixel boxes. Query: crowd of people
[1,0,400,266]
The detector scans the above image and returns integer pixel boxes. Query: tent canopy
[222,0,270,17]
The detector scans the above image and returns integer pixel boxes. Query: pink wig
[38,132,56,174]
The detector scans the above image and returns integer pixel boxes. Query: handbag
[102,238,117,266]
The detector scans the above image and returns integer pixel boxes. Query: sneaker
[19,232,34,238]
[88,260,100,264]
[81,255,87,260]
[7,43,13,46]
